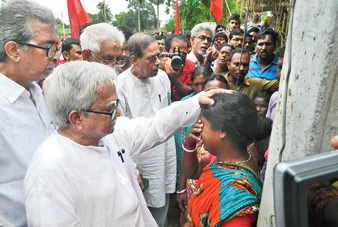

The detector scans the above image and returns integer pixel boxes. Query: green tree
[163,0,240,32]
[55,18,70,37]
[97,1,113,23]
[162,17,176,32]
[114,1,157,32]
[88,13,100,23]
[149,0,165,31]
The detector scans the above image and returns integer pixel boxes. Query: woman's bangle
[182,142,197,153]
[176,188,186,194]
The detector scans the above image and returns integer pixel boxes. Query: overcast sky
[32,0,170,26]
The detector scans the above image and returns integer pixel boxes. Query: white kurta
[24,95,200,227]
[115,68,176,208]
[0,73,54,226]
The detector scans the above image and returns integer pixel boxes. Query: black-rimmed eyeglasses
[92,52,121,65]
[84,99,120,120]
[14,40,58,59]
[194,35,212,43]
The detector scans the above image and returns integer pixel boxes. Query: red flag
[175,0,180,34]
[210,0,223,21]
[67,0,92,39]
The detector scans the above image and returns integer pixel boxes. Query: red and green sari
[188,162,262,227]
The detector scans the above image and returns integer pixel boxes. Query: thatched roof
[237,0,291,12]
[238,0,292,47]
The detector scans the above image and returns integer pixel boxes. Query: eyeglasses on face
[14,40,57,59]
[194,35,212,43]
[92,52,121,65]
[141,53,164,63]
[84,99,120,120]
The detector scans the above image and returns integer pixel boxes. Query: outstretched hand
[198,89,233,106]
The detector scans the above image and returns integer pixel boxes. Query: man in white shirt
[187,23,217,66]
[115,33,175,227]
[0,0,58,225]
[24,61,222,226]
[80,23,124,71]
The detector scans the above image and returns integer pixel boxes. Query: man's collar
[242,76,250,86]
[252,53,259,63]
[187,52,199,66]
[0,73,26,103]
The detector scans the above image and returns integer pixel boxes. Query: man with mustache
[118,25,134,73]
[247,29,279,80]
[229,28,245,48]
[0,0,58,225]
[115,32,175,227]
[187,22,217,66]
[225,48,279,99]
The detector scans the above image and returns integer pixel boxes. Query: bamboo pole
[224,0,232,16]
[103,0,107,22]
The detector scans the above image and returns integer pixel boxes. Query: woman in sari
[182,92,262,227]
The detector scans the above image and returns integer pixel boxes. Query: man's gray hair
[0,0,56,62]
[127,32,156,58]
[80,23,125,53]
[191,22,215,38]
[43,61,117,129]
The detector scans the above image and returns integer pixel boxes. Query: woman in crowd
[177,73,229,226]
[253,91,272,116]
[189,65,214,96]
[175,65,213,185]
[213,44,234,75]
[182,92,262,227]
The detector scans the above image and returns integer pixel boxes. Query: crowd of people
[1,0,337,227]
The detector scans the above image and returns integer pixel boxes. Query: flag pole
[224,0,232,16]
[61,12,66,37]
[103,0,107,22]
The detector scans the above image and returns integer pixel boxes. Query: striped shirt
[247,53,278,80]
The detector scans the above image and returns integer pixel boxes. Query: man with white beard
[187,23,216,66]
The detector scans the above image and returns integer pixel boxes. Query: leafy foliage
[88,13,100,23]
[113,1,157,32]
[96,1,113,23]
[55,18,70,37]
[162,17,176,32]
[163,0,241,32]
[149,0,165,30]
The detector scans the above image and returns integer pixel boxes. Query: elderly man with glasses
[187,22,218,66]
[24,60,225,226]
[115,32,176,226]
[80,23,124,72]
[0,0,58,225]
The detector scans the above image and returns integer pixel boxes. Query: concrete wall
[257,0,338,226]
